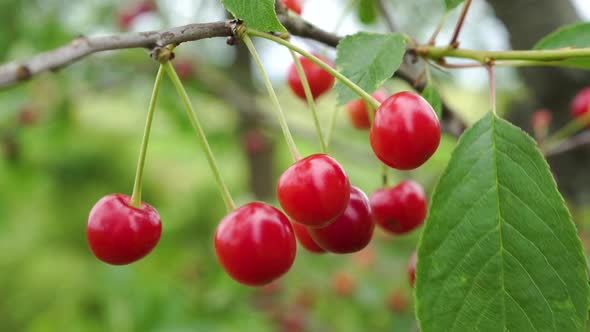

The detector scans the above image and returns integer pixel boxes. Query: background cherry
[287,54,335,100]
[370,180,427,234]
[292,222,325,253]
[570,86,590,126]
[346,88,389,129]
[215,202,296,286]
[308,186,374,253]
[370,91,441,170]
[87,193,162,265]
[277,153,350,227]
[281,0,303,15]
[408,251,417,287]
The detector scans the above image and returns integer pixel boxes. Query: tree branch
[545,131,590,157]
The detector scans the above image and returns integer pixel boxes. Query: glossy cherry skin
[571,86,590,126]
[277,153,350,227]
[215,202,296,286]
[370,180,427,234]
[346,88,389,129]
[282,0,303,15]
[308,186,374,253]
[287,54,335,100]
[408,251,417,287]
[87,193,162,265]
[370,91,441,170]
[292,222,325,253]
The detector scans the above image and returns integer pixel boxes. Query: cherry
[116,1,156,30]
[408,251,417,287]
[282,0,303,15]
[292,222,325,253]
[308,186,374,253]
[277,153,350,227]
[570,86,590,126]
[332,270,357,296]
[173,59,195,80]
[531,109,552,129]
[370,180,427,234]
[346,88,389,129]
[386,289,409,313]
[86,193,162,265]
[215,202,296,286]
[287,54,335,100]
[370,91,440,170]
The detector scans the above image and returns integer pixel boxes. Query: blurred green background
[1,0,589,331]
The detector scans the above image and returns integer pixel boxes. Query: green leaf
[220,0,285,32]
[335,32,405,105]
[421,84,442,119]
[445,0,465,11]
[357,0,378,25]
[416,113,589,332]
[533,23,590,70]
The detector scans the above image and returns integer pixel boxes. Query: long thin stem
[427,13,448,45]
[418,45,590,63]
[449,0,472,48]
[381,163,389,187]
[546,111,590,144]
[289,49,327,153]
[163,61,236,212]
[486,65,497,115]
[241,33,301,162]
[247,29,380,109]
[325,106,340,150]
[129,65,165,208]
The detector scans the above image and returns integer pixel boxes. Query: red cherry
[277,153,350,227]
[571,86,590,126]
[386,289,410,313]
[370,180,427,234]
[370,91,440,170]
[346,88,389,129]
[531,109,552,129]
[173,59,194,79]
[215,202,296,286]
[408,251,417,287]
[287,54,335,100]
[117,10,135,29]
[282,0,303,15]
[87,193,162,265]
[292,222,325,253]
[308,186,374,253]
[135,0,157,15]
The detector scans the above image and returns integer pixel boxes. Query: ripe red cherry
[408,251,417,287]
[370,91,440,170]
[292,222,325,253]
[87,193,162,265]
[571,86,590,126]
[370,180,427,234]
[531,109,552,129]
[215,202,296,286]
[282,0,303,15]
[277,153,350,227]
[346,88,389,129]
[308,186,374,253]
[287,54,335,100]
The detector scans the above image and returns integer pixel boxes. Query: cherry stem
[247,29,380,110]
[427,12,448,45]
[546,111,590,145]
[381,163,389,186]
[241,33,301,162]
[486,65,497,115]
[163,61,236,212]
[129,65,165,208]
[449,0,472,48]
[325,106,340,150]
[289,49,327,153]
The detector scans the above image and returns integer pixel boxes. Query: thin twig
[448,0,472,48]
[486,65,497,115]
[427,13,448,45]
[545,131,590,157]
[376,0,397,32]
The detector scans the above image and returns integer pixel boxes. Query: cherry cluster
[83,50,440,288]
[215,55,440,286]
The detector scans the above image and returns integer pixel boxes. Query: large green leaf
[416,113,589,332]
[335,32,405,105]
[220,0,285,32]
[445,0,465,11]
[533,23,590,70]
